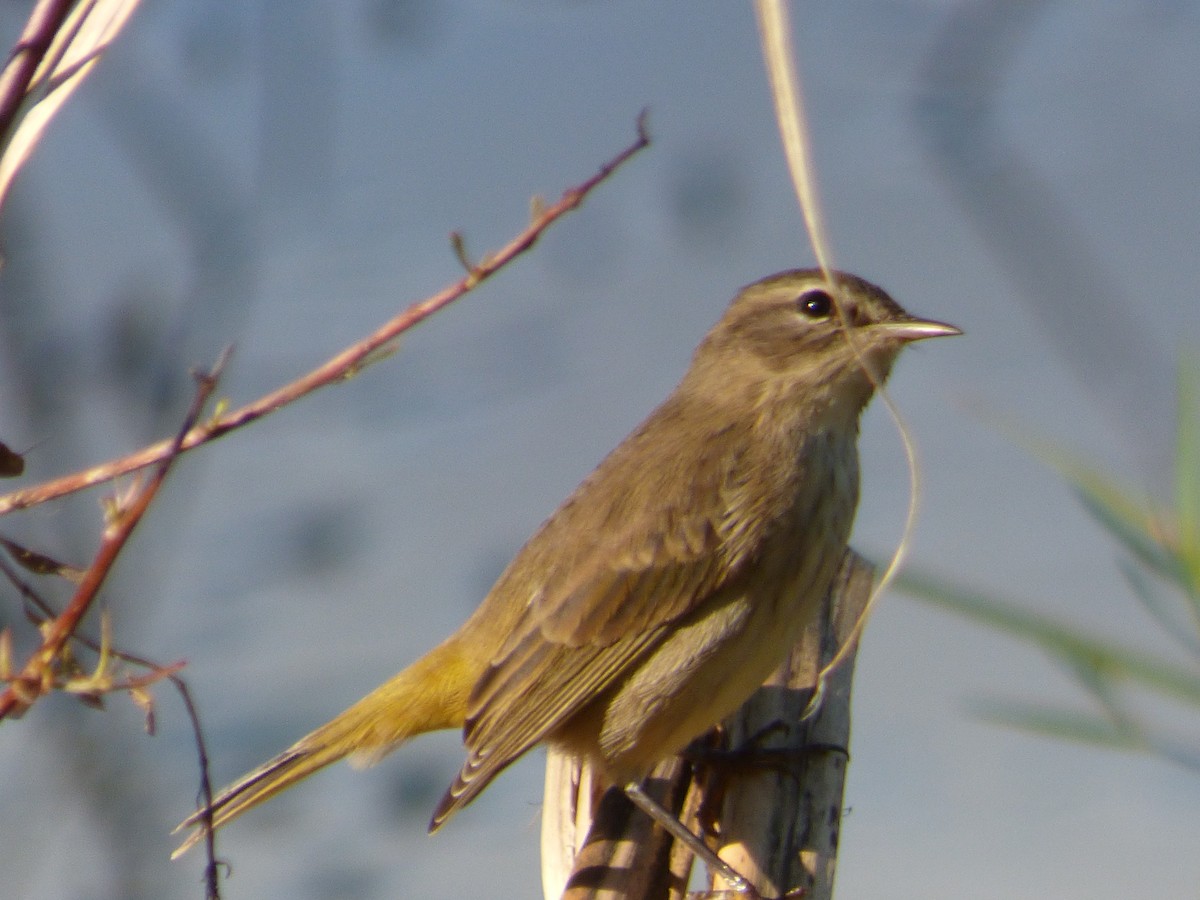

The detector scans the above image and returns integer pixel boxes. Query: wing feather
[429,392,800,828]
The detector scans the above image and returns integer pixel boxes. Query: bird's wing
[430,405,778,828]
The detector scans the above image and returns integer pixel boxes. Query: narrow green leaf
[1072,485,1189,592]
[1175,352,1200,597]
[1058,654,1134,732]
[1117,556,1200,656]
[968,699,1146,751]
[969,698,1200,771]
[1004,428,1188,591]
[895,570,1200,707]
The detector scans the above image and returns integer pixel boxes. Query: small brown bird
[175,269,958,869]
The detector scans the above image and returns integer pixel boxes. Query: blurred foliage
[897,354,1200,770]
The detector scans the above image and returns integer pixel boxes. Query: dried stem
[544,550,872,900]
[0,0,74,148]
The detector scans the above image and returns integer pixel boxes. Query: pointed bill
[874,317,962,342]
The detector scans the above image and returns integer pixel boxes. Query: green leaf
[894,570,1200,708]
[1175,352,1200,598]
[999,425,1189,592]
[1117,556,1200,656]
[968,699,1146,751]
[1071,483,1188,593]
[968,698,1200,771]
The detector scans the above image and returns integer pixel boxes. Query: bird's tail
[172,638,476,857]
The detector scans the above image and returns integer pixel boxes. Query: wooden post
[542,550,874,900]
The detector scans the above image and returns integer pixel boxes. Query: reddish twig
[0,112,651,517]
[0,350,228,720]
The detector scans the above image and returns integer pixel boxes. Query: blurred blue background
[0,2,1197,898]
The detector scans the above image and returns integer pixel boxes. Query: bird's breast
[555,425,861,782]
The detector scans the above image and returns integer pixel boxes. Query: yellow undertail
[173,637,477,857]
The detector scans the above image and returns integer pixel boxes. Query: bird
[175,269,959,883]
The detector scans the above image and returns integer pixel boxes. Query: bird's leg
[622,781,760,897]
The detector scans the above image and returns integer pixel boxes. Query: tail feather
[173,638,477,857]
[172,738,344,857]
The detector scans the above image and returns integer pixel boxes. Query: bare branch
[0,351,227,720]
[0,114,651,516]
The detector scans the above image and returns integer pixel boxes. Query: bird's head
[689,268,960,416]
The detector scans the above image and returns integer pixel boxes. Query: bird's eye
[797,289,834,319]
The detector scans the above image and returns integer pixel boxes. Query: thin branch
[0,552,224,898]
[0,112,651,517]
[3,573,223,897]
[172,670,222,900]
[0,350,228,720]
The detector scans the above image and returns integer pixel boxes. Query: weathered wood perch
[541,549,874,900]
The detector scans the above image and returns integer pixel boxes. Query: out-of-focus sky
[0,2,1197,898]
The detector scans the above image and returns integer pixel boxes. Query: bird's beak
[873,317,962,342]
